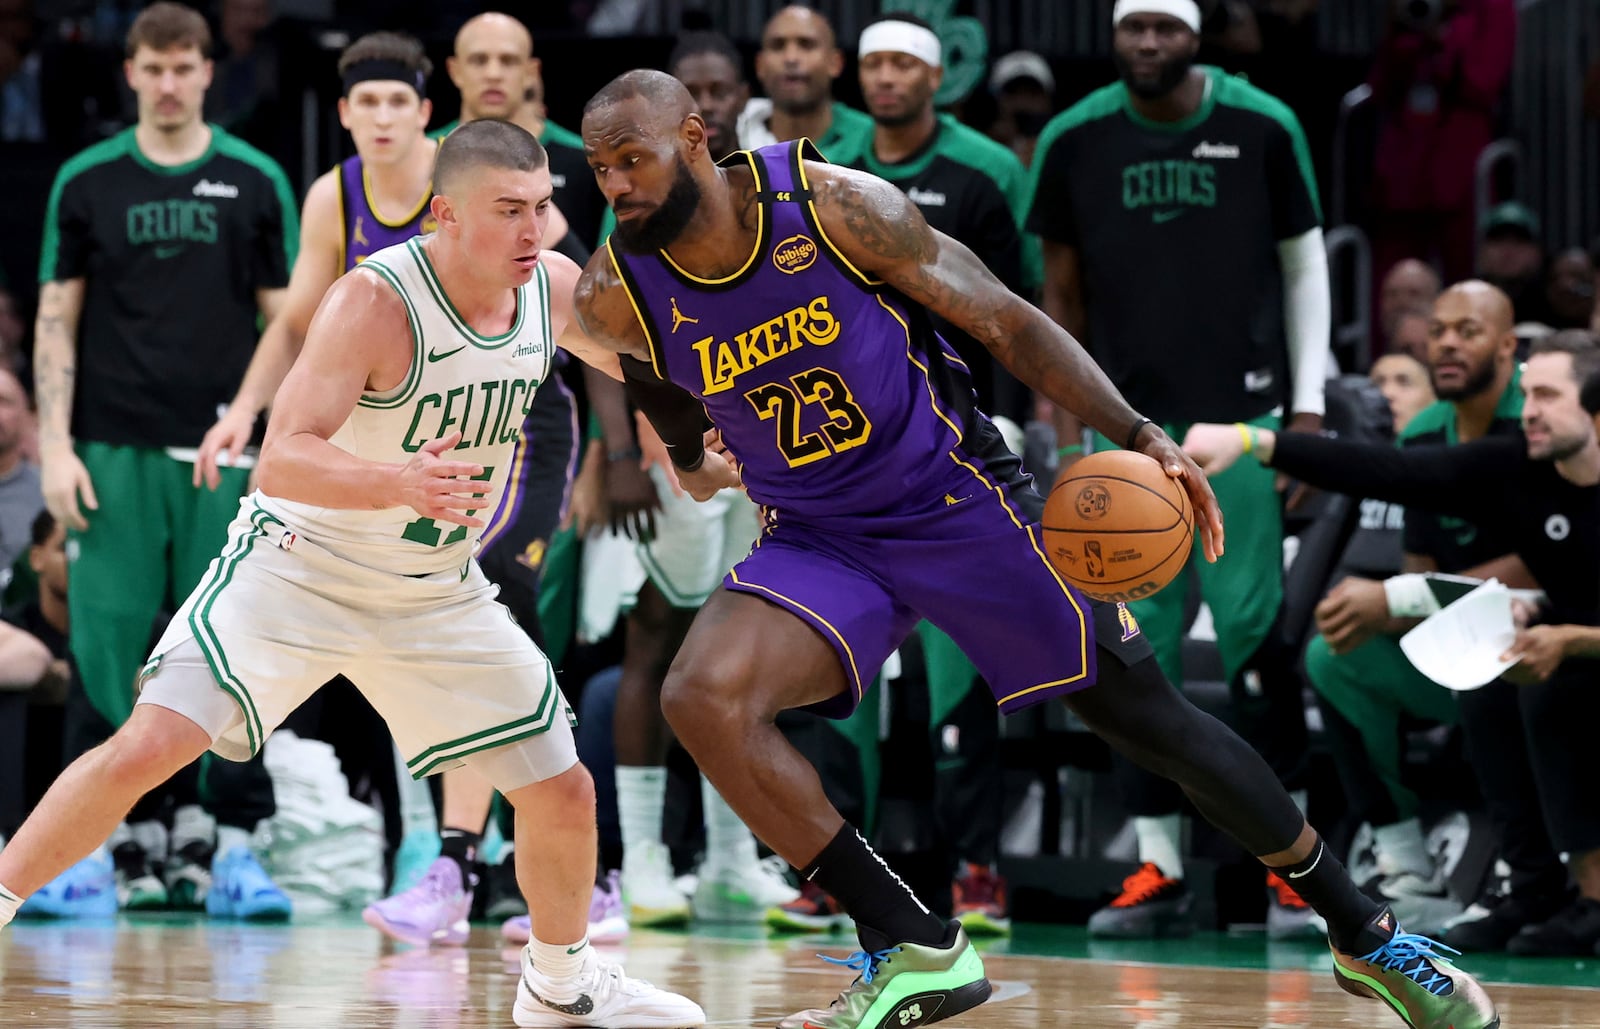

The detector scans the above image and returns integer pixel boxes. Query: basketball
[1042,450,1193,603]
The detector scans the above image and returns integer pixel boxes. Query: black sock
[1274,835,1386,950]
[440,828,481,886]
[802,825,948,951]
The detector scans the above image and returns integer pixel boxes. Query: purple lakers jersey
[338,154,435,272]
[611,140,984,521]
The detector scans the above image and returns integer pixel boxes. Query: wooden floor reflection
[1,919,1595,1027]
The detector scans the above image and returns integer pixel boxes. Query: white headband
[1112,0,1202,33]
[858,20,942,68]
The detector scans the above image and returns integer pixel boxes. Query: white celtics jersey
[260,236,555,575]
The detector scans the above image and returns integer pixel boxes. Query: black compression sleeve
[1268,431,1526,517]
[620,353,708,471]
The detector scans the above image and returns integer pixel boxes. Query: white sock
[1373,818,1431,877]
[1289,789,1309,817]
[616,766,667,869]
[172,805,216,852]
[0,881,20,928]
[529,935,589,990]
[1134,814,1184,880]
[700,776,758,872]
[216,825,253,858]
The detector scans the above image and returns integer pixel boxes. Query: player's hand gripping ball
[1043,450,1193,603]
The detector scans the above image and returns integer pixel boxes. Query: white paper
[1399,579,1520,692]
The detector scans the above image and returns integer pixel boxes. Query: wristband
[1125,417,1153,452]
[1383,573,1441,618]
[1056,443,1083,458]
[607,446,642,464]
[672,449,706,473]
[1236,422,1254,454]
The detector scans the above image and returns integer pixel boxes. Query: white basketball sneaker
[513,942,705,1028]
[620,840,690,927]
[693,854,800,923]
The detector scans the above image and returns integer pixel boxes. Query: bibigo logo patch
[772,234,818,274]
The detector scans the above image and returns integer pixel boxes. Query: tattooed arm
[33,278,99,531]
[808,164,1224,559]
[570,248,739,501]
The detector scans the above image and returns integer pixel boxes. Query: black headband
[343,59,426,98]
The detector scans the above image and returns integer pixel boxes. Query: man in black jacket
[1185,330,1600,957]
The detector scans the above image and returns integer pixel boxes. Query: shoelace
[1112,863,1174,907]
[818,946,901,986]
[1358,932,1459,996]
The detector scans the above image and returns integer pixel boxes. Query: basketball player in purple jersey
[195,32,438,480]
[575,72,1498,1029]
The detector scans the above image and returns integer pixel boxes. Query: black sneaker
[484,852,526,922]
[1506,898,1600,957]
[111,841,169,910]
[1086,862,1196,939]
[1437,881,1570,953]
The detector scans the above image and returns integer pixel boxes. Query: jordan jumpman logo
[669,297,699,334]
[352,215,370,248]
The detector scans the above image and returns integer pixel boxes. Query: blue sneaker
[18,852,119,919]
[206,847,292,921]
[1331,908,1499,1029]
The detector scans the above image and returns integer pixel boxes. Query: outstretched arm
[809,164,1223,559]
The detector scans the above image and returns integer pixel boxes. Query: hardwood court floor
[1,916,1596,1027]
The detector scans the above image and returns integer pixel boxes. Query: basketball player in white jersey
[0,120,704,1029]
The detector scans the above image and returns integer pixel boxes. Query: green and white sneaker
[1331,908,1500,1029]
[778,923,990,1029]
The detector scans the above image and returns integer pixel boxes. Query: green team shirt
[1027,67,1321,422]
[1396,367,1524,570]
[39,126,297,449]
[432,118,607,249]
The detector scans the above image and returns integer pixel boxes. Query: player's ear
[336,96,352,131]
[681,112,708,156]
[826,47,844,79]
[429,194,456,234]
[418,97,433,127]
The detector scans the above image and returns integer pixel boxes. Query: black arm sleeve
[1268,431,1527,517]
[619,353,708,471]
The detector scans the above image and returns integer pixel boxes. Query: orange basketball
[1041,450,1193,603]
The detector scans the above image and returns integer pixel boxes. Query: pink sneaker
[501,871,630,946]
[363,857,474,946]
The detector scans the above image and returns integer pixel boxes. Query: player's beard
[611,157,702,255]
[1112,49,1195,100]
[1432,356,1498,402]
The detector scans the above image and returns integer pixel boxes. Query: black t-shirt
[851,115,1029,419]
[1027,67,1320,422]
[39,126,296,449]
[1271,432,1600,624]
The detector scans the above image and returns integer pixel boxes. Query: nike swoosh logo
[1151,210,1184,224]
[154,245,184,259]
[522,975,594,1016]
[944,494,970,507]
[1286,842,1323,879]
[428,346,466,363]
[565,944,585,954]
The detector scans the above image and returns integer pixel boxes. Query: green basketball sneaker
[777,922,990,1029]
[1331,908,1500,1029]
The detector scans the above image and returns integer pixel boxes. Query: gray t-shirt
[0,461,45,573]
